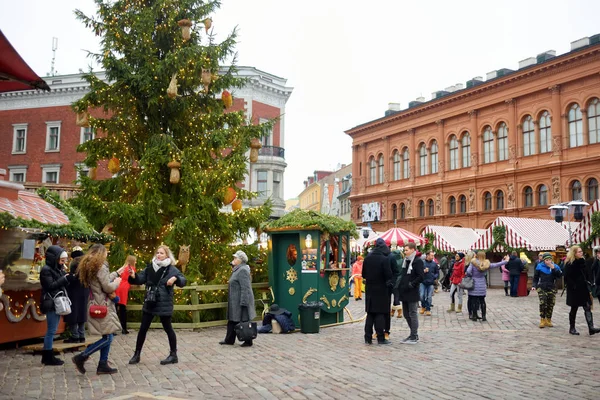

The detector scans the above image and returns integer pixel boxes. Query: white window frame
[45,121,62,152]
[80,127,95,144]
[42,164,61,184]
[9,166,27,183]
[259,118,272,147]
[272,171,282,199]
[430,141,438,174]
[75,163,90,182]
[257,170,268,198]
[12,124,28,154]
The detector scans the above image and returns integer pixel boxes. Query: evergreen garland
[263,209,357,237]
[472,225,525,253]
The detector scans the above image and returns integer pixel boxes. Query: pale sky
[2,0,600,200]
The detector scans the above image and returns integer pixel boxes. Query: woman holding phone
[115,255,137,334]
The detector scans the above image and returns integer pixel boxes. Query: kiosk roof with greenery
[263,209,357,237]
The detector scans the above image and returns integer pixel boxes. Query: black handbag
[235,321,258,341]
[145,267,169,307]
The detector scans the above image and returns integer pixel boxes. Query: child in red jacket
[447,253,465,313]
[115,255,137,334]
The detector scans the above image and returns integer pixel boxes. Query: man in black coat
[398,242,424,344]
[506,251,524,297]
[362,238,393,345]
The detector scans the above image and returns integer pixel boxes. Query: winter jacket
[362,242,393,313]
[390,250,404,289]
[226,263,256,322]
[532,263,562,291]
[129,263,187,317]
[351,260,363,277]
[39,245,69,314]
[87,263,121,336]
[388,252,402,289]
[593,258,600,292]
[564,258,592,307]
[506,255,524,276]
[439,256,449,273]
[449,258,465,285]
[273,311,296,333]
[115,264,136,306]
[500,265,510,282]
[466,259,507,297]
[64,257,89,324]
[422,259,439,286]
[398,254,425,303]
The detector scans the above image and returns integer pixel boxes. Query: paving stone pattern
[1,289,600,399]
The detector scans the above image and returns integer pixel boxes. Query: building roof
[0,182,69,225]
[423,225,484,253]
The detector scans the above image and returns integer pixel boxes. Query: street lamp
[549,200,589,246]
[362,222,372,239]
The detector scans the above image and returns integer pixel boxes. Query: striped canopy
[364,227,426,247]
[470,217,571,252]
[423,225,484,253]
[572,200,600,247]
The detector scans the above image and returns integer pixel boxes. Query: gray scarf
[152,257,171,272]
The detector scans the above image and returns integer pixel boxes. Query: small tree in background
[71,0,272,281]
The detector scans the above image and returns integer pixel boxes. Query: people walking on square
[351,255,363,300]
[419,251,438,316]
[362,238,393,345]
[64,247,88,344]
[115,255,137,334]
[383,248,402,338]
[129,245,187,363]
[448,252,465,313]
[531,252,562,328]
[466,252,508,321]
[506,251,524,297]
[220,250,256,347]
[39,245,70,366]
[398,242,424,344]
[71,244,121,375]
[563,245,600,336]
[441,255,453,292]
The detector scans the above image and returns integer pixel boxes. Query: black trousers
[224,320,253,345]
[117,304,127,332]
[365,312,386,342]
[135,311,177,353]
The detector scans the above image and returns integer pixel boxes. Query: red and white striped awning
[364,227,426,248]
[470,217,571,252]
[423,225,484,253]
[572,200,600,247]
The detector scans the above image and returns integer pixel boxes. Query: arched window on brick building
[430,141,438,174]
[539,111,552,153]
[495,190,504,210]
[497,123,508,161]
[459,195,467,213]
[369,157,376,185]
[427,199,434,216]
[522,115,535,156]
[524,186,533,207]
[568,104,583,148]
[571,180,582,200]
[462,132,471,168]
[449,196,456,215]
[449,135,459,170]
[418,200,425,217]
[378,154,384,184]
[393,150,401,180]
[589,98,600,145]
[484,191,492,211]
[586,178,598,202]
[537,184,548,206]
[483,126,494,163]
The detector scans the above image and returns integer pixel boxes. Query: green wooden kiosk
[263,210,356,327]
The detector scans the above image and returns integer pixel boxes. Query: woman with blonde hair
[564,245,600,335]
[466,251,508,321]
[71,244,122,374]
[128,245,186,364]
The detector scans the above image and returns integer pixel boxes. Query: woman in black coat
[128,245,186,365]
[64,248,89,343]
[39,245,70,365]
[564,245,600,335]
[362,239,393,344]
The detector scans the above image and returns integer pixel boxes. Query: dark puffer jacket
[39,245,69,314]
[564,258,592,307]
[129,263,186,316]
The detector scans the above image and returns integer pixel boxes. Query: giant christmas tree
[71,0,272,280]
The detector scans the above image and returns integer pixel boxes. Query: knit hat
[59,251,68,259]
[542,252,553,261]
[233,250,248,263]
[457,252,465,259]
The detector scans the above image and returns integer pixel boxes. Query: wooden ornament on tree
[221,90,233,108]
[177,245,190,273]
[249,138,262,163]
[168,160,181,184]
[232,199,243,211]
[167,73,178,98]
[203,18,212,32]
[224,187,237,205]
[89,167,97,180]
[177,19,192,40]
[108,157,120,174]
[76,112,90,127]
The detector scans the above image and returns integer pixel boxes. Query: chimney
[0,180,23,201]
[518,57,536,69]
[571,37,590,51]
[537,50,556,64]
[385,102,401,117]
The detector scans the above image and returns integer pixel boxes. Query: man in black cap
[362,238,393,344]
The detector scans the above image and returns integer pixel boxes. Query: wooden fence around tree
[126,282,270,330]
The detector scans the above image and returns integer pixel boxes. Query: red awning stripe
[423,225,483,253]
[572,200,600,245]
[364,227,426,247]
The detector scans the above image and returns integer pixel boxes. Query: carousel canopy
[364,227,426,248]
[423,225,484,253]
[470,216,571,252]
[571,199,600,247]
[0,30,50,93]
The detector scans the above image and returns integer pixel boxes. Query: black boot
[504,286,509,296]
[160,351,178,365]
[72,353,89,374]
[96,360,118,375]
[584,310,600,335]
[41,350,64,366]
[569,311,580,335]
[128,351,141,364]
[481,303,487,322]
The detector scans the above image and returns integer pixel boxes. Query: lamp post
[549,199,589,247]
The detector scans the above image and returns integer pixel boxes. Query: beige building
[298,170,333,212]
[319,164,353,220]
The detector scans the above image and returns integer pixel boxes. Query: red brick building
[346,35,600,234]
[0,67,293,217]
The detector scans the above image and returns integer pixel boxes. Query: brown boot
[539,318,546,328]
[456,304,462,313]
[419,307,425,315]
[390,309,396,317]
[397,307,403,318]
[546,318,553,327]
[447,303,455,313]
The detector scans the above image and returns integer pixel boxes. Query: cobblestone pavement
[2,289,600,400]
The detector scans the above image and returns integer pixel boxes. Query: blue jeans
[70,322,86,339]
[419,284,434,311]
[82,334,113,361]
[510,275,520,297]
[43,311,61,350]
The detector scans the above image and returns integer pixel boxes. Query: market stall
[0,181,70,344]
[571,199,600,248]
[423,225,485,253]
[364,227,426,248]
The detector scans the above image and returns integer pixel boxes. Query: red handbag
[89,292,108,319]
